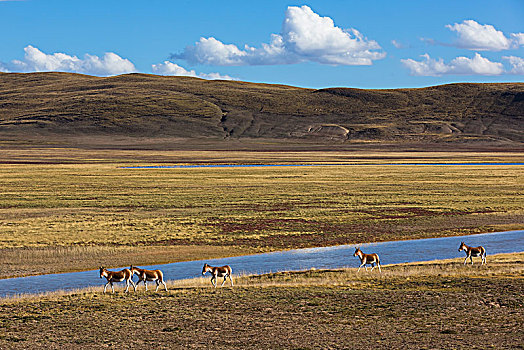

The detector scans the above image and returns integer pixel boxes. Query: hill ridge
[0,72,522,144]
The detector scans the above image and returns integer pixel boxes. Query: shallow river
[1,230,522,297]
[122,162,524,169]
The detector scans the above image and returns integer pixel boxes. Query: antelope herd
[98,241,486,293]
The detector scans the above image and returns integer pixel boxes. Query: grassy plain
[0,149,523,278]
[0,253,522,349]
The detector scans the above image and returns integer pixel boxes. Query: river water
[0,230,522,297]
[121,162,524,169]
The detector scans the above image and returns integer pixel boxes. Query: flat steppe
[0,147,522,279]
[0,253,522,349]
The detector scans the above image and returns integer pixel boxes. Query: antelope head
[202,263,210,275]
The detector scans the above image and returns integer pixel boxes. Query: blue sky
[0,0,523,88]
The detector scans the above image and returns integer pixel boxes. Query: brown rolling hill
[0,72,522,146]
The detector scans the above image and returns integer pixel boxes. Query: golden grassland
[2,147,524,164]
[0,150,523,278]
[0,253,522,349]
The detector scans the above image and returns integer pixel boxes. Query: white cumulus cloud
[173,5,385,66]
[281,5,384,65]
[503,56,524,75]
[401,53,505,76]
[445,20,524,51]
[3,45,136,76]
[176,37,250,66]
[510,33,524,46]
[151,61,235,80]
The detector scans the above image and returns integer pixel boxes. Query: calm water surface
[1,230,522,297]
[122,163,524,169]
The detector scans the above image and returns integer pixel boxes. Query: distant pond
[121,162,524,169]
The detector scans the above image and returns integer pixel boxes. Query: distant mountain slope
[0,72,522,143]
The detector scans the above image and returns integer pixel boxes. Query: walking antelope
[353,247,382,273]
[99,267,136,294]
[202,263,233,287]
[458,242,486,265]
[130,266,168,292]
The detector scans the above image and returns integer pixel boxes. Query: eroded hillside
[0,72,522,144]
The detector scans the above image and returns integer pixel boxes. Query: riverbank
[2,229,521,297]
[1,253,522,349]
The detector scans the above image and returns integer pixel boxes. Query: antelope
[458,242,486,265]
[99,267,136,294]
[130,265,168,292]
[202,263,233,288]
[353,247,381,273]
